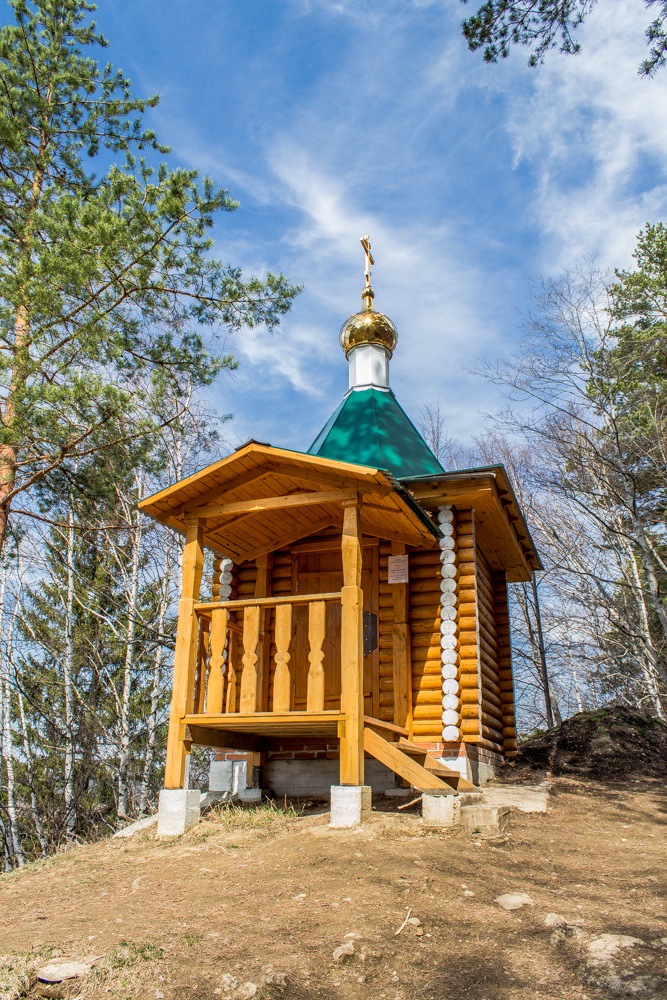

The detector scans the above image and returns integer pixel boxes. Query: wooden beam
[185,725,265,753]
[195,591,340,613]
[174,467,271,516]
[186,488,357,520]
[339,497,365,786]
[238,514,339,564]
[362,524,434,548]
[183,711,343,731]
[164,520,205,789]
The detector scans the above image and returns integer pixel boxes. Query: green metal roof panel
[308,387,445,480]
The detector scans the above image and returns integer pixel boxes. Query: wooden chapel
[139,238,541,830]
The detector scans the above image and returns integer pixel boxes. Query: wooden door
[292,543,379,717]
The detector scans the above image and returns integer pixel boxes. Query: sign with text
[387,554,409,584]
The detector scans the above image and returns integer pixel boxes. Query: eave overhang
[138,441,440,564]
[403,466,542,582]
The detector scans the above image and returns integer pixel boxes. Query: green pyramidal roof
[308,387,445,480]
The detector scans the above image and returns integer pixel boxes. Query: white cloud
[506,2,667,271]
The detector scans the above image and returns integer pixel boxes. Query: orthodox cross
[360,235,374,288]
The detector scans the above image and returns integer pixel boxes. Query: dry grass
[1,779,666,999]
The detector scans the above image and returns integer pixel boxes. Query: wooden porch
[136,443,485,793]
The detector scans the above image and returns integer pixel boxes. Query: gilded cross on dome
[360,235,374,288]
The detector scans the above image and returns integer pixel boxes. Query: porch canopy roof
[138,441,440,564]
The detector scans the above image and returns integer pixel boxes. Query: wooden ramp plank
[363,727,453,793]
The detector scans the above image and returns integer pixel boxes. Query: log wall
[408,548,443,740]
[455,508,480,743]
[493,570,517,755]
[378,541,394,723]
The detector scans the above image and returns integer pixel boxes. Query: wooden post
[164,520,204,789]
[339,497,364,786]
[390,541,412,733]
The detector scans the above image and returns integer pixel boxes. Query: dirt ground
[1,775,666,1000]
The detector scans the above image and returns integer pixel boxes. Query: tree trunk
[0,556,24,867]
[530,576,561,728]
[17,692,48,856]
[63,504,77,842]
[626,542,665,718]
[117,489,143,820]
[138,560,171,816]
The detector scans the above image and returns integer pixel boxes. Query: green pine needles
[0,0,299,553]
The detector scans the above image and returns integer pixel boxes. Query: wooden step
[363,727,453,793]
[395,739,477,792]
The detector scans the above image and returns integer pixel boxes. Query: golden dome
[339,284,398,358]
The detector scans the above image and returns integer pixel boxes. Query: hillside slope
[1,770,666,1000]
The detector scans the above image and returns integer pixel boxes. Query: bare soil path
[1,777,666,999]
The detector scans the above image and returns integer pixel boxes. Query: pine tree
[0,0,298,556]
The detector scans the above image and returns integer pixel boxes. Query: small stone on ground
[495,892,534,911]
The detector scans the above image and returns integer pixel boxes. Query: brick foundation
[211,739,504,792]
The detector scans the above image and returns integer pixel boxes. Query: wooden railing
[192,593,341,716]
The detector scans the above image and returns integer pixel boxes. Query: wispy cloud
[505,2,667,271]
[108,0,667,449]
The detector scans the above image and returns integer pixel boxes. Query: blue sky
[94,0,667,454]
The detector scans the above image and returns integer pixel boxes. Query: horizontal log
[414,674,444,690]
[409,628,441,644]
[411,591,443,608]
[456,589,476,606]
[481,687,503,712]
[413,690,444,706]
[456,535,475,550]
[412,722,442,737]
[410,580,445,596]
[479,701,504,726]
[463,734,505,754]
[411,643,445,659]
[474,587,497,625]
[413,704,442,720]
[410,611,441,626]
[479,664,502,698]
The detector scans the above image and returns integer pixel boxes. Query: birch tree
[481,259,667,716]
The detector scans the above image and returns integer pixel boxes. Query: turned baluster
[306,601,326,712]
[272,603,292,713]
[206,608,228,714]
[239,605,261,713]
[194,620,210,714]
[225,629,238,712]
